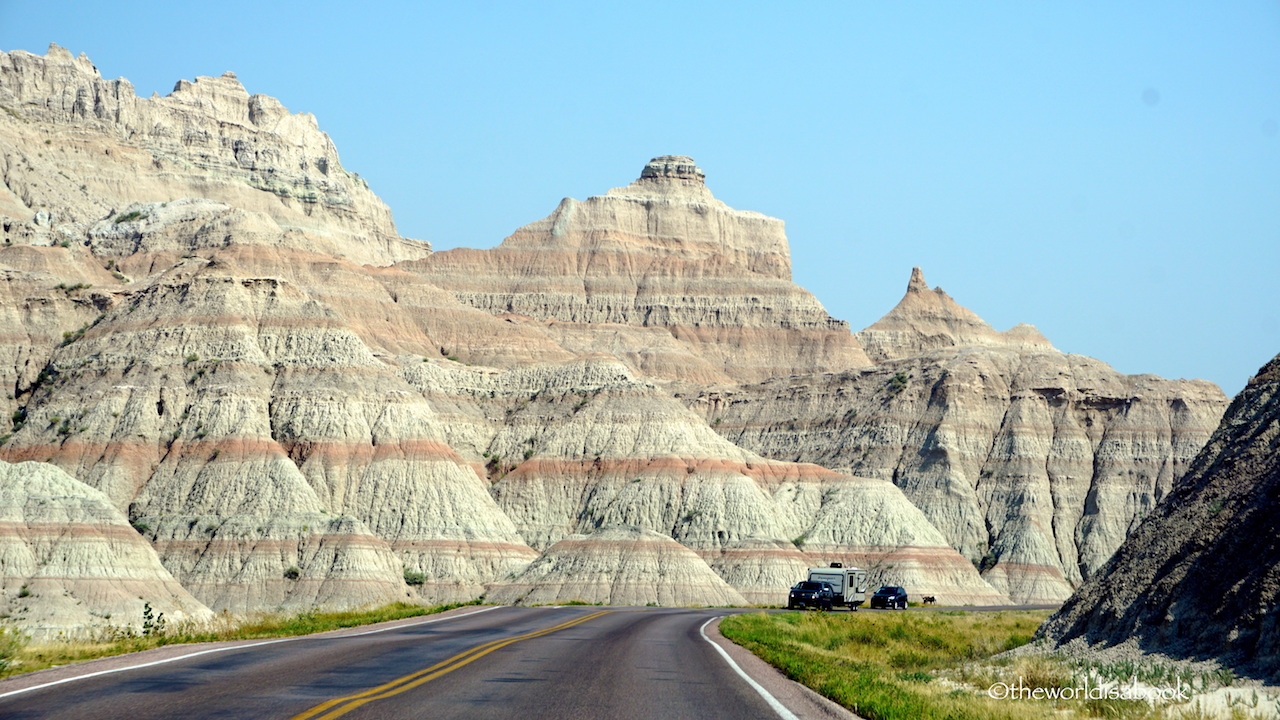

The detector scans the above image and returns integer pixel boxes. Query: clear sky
[3,2,1277,394]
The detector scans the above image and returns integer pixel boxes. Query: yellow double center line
[289,610,613,720]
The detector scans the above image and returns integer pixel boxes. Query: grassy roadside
[0,600,477,679]
[720,610,1280,719]
[720,609,1169,720]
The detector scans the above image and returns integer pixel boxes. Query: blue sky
[3,2,1277,394]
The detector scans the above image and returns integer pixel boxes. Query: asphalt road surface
[0,606,851,720]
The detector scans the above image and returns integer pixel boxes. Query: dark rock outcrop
[1038,353,1280,679]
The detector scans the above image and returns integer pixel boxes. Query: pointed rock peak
[907,266,929,293]
[46,42,73,61]
[639,155,706,184]
[857,269,1058,360]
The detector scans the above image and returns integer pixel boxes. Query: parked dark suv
[787,581,836,610]
[869,585,908,609]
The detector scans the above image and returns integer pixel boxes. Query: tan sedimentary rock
[485,525,749,607]
[0,459,211,637]
[1038,353,1280,679]
[486,364,1008,605]
[702,538,815,606]
[687,270,1227,603]
[0,251,542,609]
[0,45,1230,629]
[416,156,871,384]
[145,514,412,614]
[0,43,427,266]
[856,267,1056,362]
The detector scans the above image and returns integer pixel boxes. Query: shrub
[887,372,911,394]
[283,567,301,581]
[403,569,426,587]
[141,602,166,637]
[0,629,24,674]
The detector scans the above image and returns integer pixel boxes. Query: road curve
[0,606,854,720]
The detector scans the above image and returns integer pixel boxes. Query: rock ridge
[0,43,428,267]
[0,45,1232,632]
[1037,352,1280,679]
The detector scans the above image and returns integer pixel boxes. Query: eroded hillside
[0,44,1228,634]
[1039,352,1280,680]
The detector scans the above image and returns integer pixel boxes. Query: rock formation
[1038,352,1280,680]
[685,269,1227,603]
[0,43,426,266]
[416,155,870,384]
[0,459,210,637]
[0,46,1230,634]
[486,525,750,607]
[482,357,1008,606]
[856,267,1055,361]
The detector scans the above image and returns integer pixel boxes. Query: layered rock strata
[686,270,1227,603]
[856,267,1055,361]
[416,156,871,384]
[0,459,210,637]
[486,525,749,607]
[1,244,543,609]
[0,46,1230,634]
[1038,353,1280,680]
[484,361,1009,605]
[0,43,427,266]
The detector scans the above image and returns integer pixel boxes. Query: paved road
[0,606,838,720]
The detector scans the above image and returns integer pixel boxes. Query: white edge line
[700,616,801,720]
[0,605,502,701]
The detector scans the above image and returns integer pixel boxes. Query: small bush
[141,602,166,637]
[59,326,87,346]
[403,569,426,587]
[113,210,145,224]
[887,371,911,394]
[283,567,301,581]
[0,629,24,674]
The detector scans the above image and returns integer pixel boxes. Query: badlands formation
[0,45,1227,634]
[1039,352,1280,680]
[686,271,1226,603]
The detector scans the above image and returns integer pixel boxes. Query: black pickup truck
[787,581,836,610]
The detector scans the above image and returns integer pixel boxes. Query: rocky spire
[907,266,929,293]
[856,266,1055,361]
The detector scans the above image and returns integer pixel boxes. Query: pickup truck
[787,581,836,610]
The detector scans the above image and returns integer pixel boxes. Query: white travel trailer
[806,563,868,609]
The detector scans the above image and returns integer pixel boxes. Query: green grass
[721,609,1081,720]
[2,601,477,679]
[720,611,1261,719]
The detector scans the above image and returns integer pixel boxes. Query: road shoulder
[705,615,864,720]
